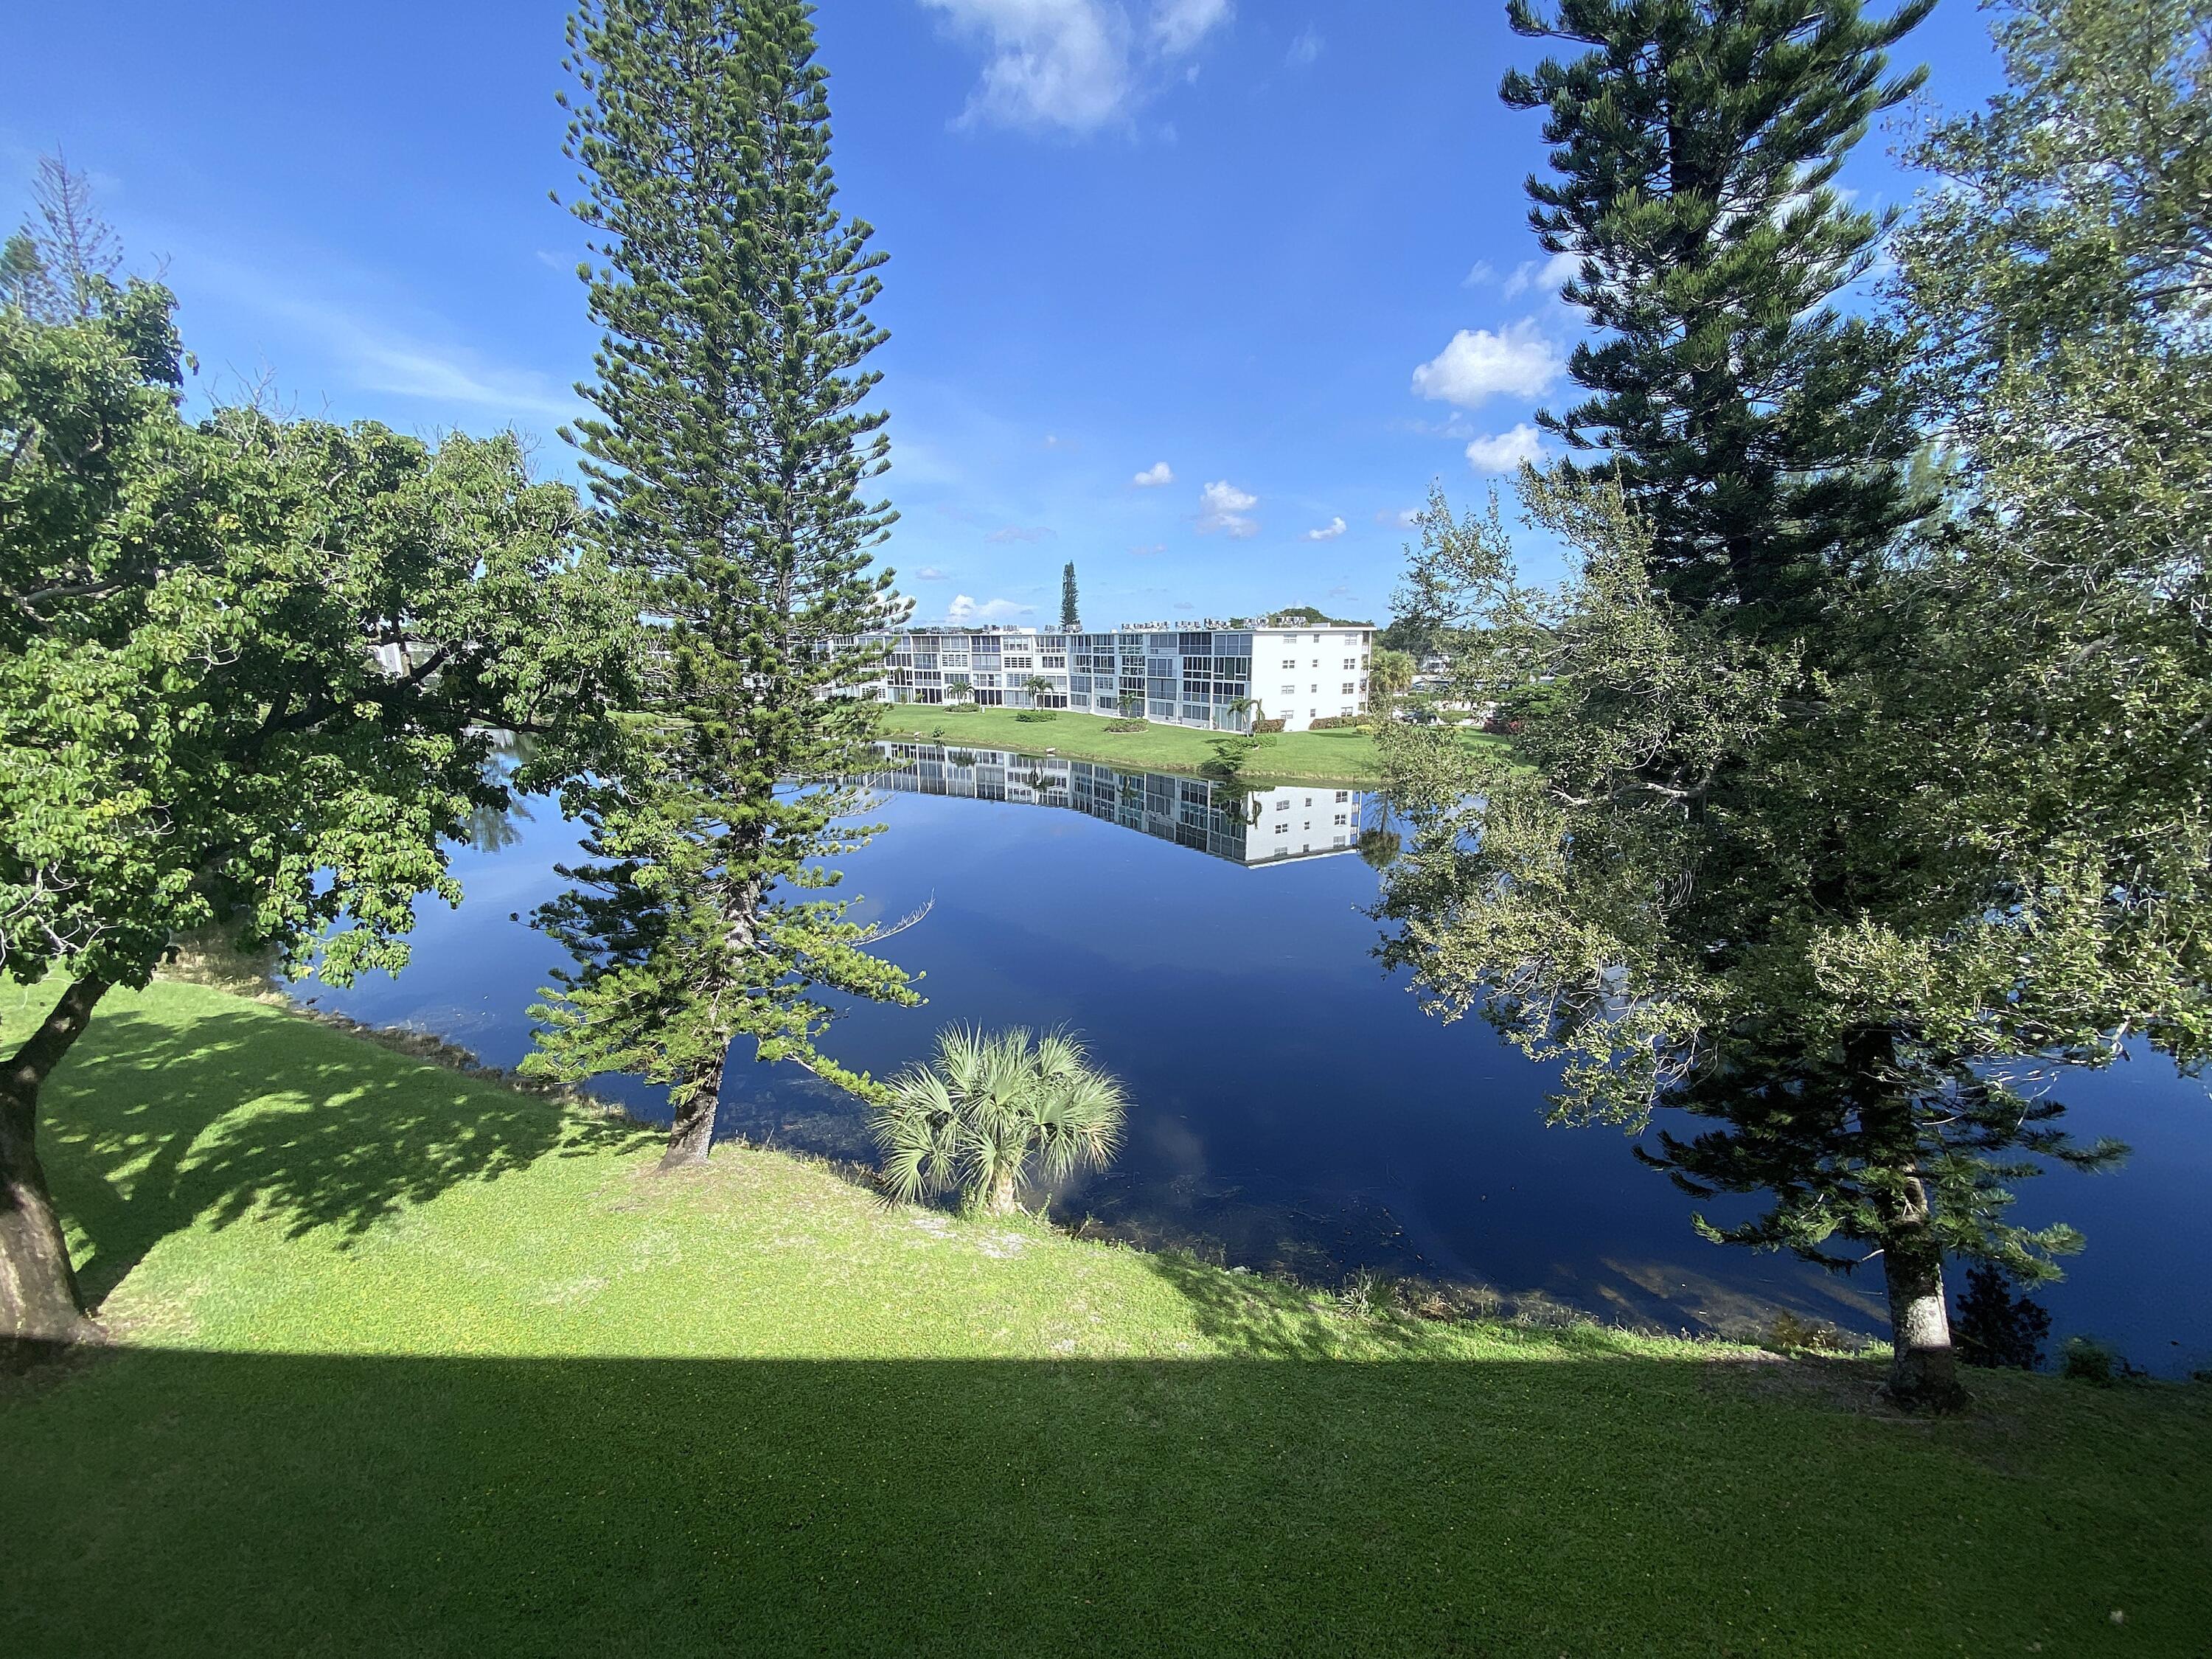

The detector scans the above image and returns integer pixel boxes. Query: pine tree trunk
[984,1166,1019,1217]
[1880,1175,1966,1413]
[1,975,108,1346]
[658,1053,726,1172]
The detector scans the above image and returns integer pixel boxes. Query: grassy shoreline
[872,703,1502,785]
[6,978,2210,1655]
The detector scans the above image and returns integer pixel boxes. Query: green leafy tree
[1501,0,1930,627]
[1375,475,2149,1410]
[1060,560,1079,630]
[873,1026,1126,1215]
[1022,673,1053,707]
[526,0,920,1168]
[0,285,619,1342]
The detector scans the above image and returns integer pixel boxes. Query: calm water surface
[300,756,2212,1372]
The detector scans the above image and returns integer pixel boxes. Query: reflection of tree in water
[1354,827,1400,871]
[461,730,541,852]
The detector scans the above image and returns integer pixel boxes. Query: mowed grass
[873,703,1503,784]
[5,981,2209,1657]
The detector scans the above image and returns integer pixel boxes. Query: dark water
[300,761,2212,1373]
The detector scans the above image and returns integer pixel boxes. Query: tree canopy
[1,279,622,1339]
[526,0,921,1166]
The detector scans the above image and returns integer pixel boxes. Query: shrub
[1253,717,1286,734]
[1955,1264,2052,1370]
[1203,733,1263,779]
[873,1026,1127,1215]
[949,701,981,713]
[2061,1335,2120,1385]
[1014,709,1057,723]
[1104,717,1147,732]
[1307,714,1369,731]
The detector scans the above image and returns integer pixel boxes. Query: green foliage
[0,287,615,998]
[872,1026,1126,1214]
[1367,646,1415,707]
[1373,470,2137,1402]
[528,0,918,1155]
[1060,560,1079,630]
[2059,1336,2121,1385]
[1501,0,1930,626]
[1374,0,2211,1408]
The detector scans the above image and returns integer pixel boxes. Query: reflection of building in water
[867,743,1372,866]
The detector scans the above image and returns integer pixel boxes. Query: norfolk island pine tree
[526,0,922,1168]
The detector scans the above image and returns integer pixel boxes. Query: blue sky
[8,1,2003,626]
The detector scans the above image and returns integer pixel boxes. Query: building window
[1335,790,1349,802]
[1333,814,1348,826]
[1342,682,1355,695]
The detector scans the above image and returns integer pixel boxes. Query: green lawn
[873,703,1501,784]
[6,980,2208,1656]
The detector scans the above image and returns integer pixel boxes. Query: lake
[299,744,2212,1373]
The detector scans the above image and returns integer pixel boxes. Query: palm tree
[1022,673,1053,708]
[945,675,973,704]
[873,1027,1127,1215]
[1368,647,1416,713]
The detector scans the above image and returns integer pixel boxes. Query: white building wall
[849,620,1373,734]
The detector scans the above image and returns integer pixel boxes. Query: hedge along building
[850,619,1375,733]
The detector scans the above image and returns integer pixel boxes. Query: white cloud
[922,0,1230,134]
[1503,251,1582,299]
[1286,25,1322,65]
[914,566,950,580]
[1464,423,1545,473]
[1411,319,1562,407]
[1197,479,1258,538]
[192,259,580,426]
[1131,460,1175,487]
[1374,506,1419,529]
[1461,259,1496,288]
[922,0,1130,133]
[1130,541,1166,556]
[986,524,1057,543]
[1152,0,1234,55]
[946,594,1034,622]
[1303,515,1346,541]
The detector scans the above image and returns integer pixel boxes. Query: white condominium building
[849,618,1375,733]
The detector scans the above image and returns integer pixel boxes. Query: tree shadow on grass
[6,1346,2207,1656]
[1144,1247,1715,1365]
[41,1002,653,1305]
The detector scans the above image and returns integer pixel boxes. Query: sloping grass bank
[874,703,1502,785]
[5,981,2208,1655]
